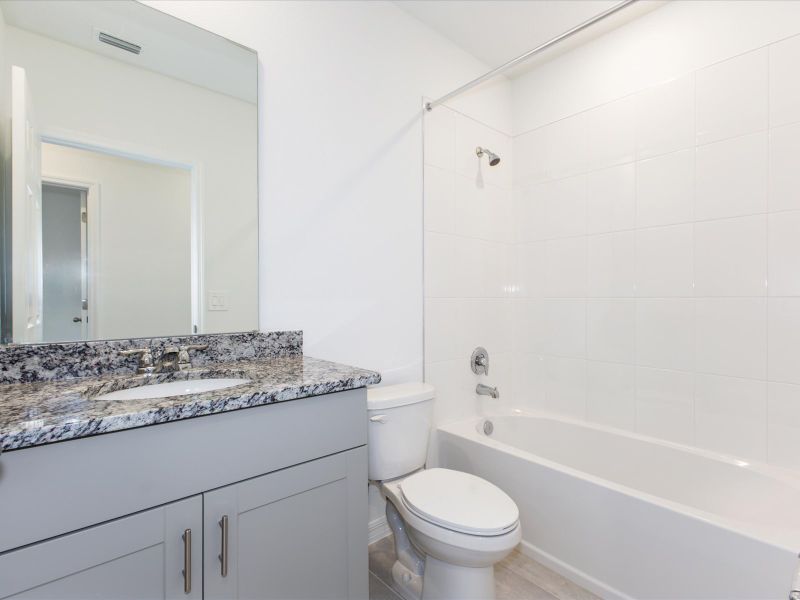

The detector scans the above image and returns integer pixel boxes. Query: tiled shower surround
[424,31,800,471]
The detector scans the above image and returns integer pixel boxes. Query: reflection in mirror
[0,0,258,344]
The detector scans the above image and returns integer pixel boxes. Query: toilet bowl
[382,469,521,600]
[368,383,521,600]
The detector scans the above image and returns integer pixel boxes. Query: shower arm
[425,0,638,112]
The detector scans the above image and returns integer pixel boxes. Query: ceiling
[394,0,663,77]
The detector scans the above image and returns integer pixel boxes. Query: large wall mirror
[0,0,258,344]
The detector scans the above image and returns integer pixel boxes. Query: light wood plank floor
[369,536,600,600]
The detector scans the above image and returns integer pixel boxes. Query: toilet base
[421,556,495,600]
[392,560,423,600]
[391,556,496,600]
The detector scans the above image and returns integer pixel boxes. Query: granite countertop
[0,355,380,452]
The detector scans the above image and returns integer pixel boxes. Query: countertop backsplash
[0,330,303,385]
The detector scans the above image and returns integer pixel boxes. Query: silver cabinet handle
[219,515,229,577]
[182,528,192,594]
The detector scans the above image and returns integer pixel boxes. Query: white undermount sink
[95,378,251,401]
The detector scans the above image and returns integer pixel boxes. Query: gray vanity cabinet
[0,496,203,600]
[203,447,368,600]
[0,390,370,599]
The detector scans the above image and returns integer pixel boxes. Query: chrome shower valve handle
[470,346,489,375]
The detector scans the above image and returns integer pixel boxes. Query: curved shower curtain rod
[424,0,639,112]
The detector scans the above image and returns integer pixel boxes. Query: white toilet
[368,383,521,600]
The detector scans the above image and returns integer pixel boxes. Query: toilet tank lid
[367,383,435,410]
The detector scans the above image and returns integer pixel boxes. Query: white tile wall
[587,232,635,298]
[635,74,695,160]
[768,35,800,128]
[695,48,768,145]
[424,106,515,427]
[768,211,800,296]
[768,298,800,385]
[693,216,767,297]
[508,34,800,469]
[586,164,636,234]
[587,300,635,364]
[636,150,694,227]
[586,361,636,430]
[695,132,768,220]
[543,356,587,418]
[425,32,800,471]
[694,298,767,380]
[635,299,694,372]
[694,374,767,460]
[544,238,587,297]
[635,367,694,445]
[768,382,800,470]
[769,122,800,212]
[635,225,694,297]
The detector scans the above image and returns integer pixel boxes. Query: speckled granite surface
[0,330,302,384]
[0,355,380,451]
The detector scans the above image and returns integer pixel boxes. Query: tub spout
[476,383,499,399]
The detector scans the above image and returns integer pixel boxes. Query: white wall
[144,0,511,386]
[511,1,800,471]
[4,25,257,335]
[42,143,191,340]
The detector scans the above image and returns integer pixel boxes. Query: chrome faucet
[476,383,499,399]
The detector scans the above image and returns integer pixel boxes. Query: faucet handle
[177,344,208,368]
[119,348,154,374]
[181,344,208,352]
[470,346,489,375]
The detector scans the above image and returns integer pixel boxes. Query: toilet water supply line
[386,501,425,576]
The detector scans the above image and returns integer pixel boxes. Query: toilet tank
[367,383,435,481]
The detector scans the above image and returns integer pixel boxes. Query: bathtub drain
[483,420,494,436]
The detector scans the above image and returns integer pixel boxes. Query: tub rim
[438,408,800,554]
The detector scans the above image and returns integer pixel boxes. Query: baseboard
[518,540,631,600]
[369,516,391,545]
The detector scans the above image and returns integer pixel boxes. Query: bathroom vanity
[0,3,383,597]
[0,332,380,599]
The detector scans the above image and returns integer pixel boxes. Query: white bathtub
[437,412,800,600]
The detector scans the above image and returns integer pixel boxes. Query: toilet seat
[381,471,521,568]
[398,468,519,537]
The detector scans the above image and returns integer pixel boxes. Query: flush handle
[369,415,387,424]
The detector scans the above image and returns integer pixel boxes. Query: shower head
[476,146,500,166]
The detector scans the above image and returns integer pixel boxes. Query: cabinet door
[204,447,368,600]
[0,495,202,600]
